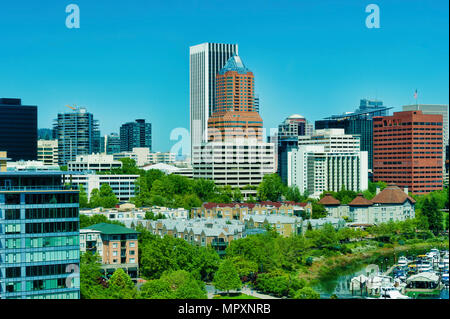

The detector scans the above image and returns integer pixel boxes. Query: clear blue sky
[0,0,448,155]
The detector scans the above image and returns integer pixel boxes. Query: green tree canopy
[213,259,242,293]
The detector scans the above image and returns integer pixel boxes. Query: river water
[313,249,449,299]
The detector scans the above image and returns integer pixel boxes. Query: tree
[285,185,304,202]
[192,178,216,202]
[79,184,89,208]
[107,268,137,299]
[139,270,206,299]
[99,183,119,208]
[133,177,152,207]
[88,184,118,208]
[311,202,327,219]
[257,174,285,202]
[229,256,258,279]
[232,187,243,202]
[139,279,175,299]
[293,287,320,299]
[80,252,109,299]
[421,197,443,235]
[213,259,242,293]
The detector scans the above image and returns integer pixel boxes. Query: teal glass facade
[0,172,80,299]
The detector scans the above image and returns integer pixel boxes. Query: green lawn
[213,293,260,299]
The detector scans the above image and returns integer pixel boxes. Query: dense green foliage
[213,259,242,293]
[139,270,207,299]
[79,214,125,229]
[136,225,220,281]
[293,287,320,299]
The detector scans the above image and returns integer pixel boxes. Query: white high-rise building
[189,43,238,156]
[298,128,360,152]
[192,140,275,197]
[288,145,368,198]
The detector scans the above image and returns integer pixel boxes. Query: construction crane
[65,104,77,111]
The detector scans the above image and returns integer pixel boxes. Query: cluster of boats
[351,248,449,299]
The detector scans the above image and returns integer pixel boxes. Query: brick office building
[373,110,443,194]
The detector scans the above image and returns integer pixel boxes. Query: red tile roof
[371,185,416,204]
[349,193,373,206]
[318,194,341,206]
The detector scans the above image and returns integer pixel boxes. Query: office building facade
[37,140,59,166]
[315,100,392,170]
[120,119,152,152]
[67,154,123,172]
[0,98,37,161]
[287,145,368,198]
[53,107,100,166]
[190,43,238,155]
[192,140,275,196]
[402,104,449,184]
[207,54,263,142]
[373,110,443,194]
[0,170,80,299]
[64,173,139,201]
[277,114,309,184]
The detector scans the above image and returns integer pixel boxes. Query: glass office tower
[120,119,152,152]
[0,170,80,299]
[0,98,37,161]
[53,107,100,166]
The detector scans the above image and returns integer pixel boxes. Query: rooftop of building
[348,193,373,206]
[318,194,341,206]
[202,201,308,209]
[371,185,416,204]
[82,223,140,235]
[219,54,251,75]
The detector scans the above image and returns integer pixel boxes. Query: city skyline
[0,0,448,155]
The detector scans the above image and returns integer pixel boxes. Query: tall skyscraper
[53,107,100,166]
[402,104,449,184]
[119,119,152,152]
[189,43,238,155]
[0,98,37,161]
[373,110,443,194]
[207,54,263,141]
[0,166,80,299]
[101,133,121,155]
[277,114,308,185]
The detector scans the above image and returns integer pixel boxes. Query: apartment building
[81,223,139,279]
[191,201,312,221]
[143,218,244,256]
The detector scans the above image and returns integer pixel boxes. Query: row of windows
[5,249,79,263]
[5,235,79,249]
[25,193,78,204]
[25,222,79,234]
[25,207,78,219]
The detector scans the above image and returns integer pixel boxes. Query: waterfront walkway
[205,284,280,299]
